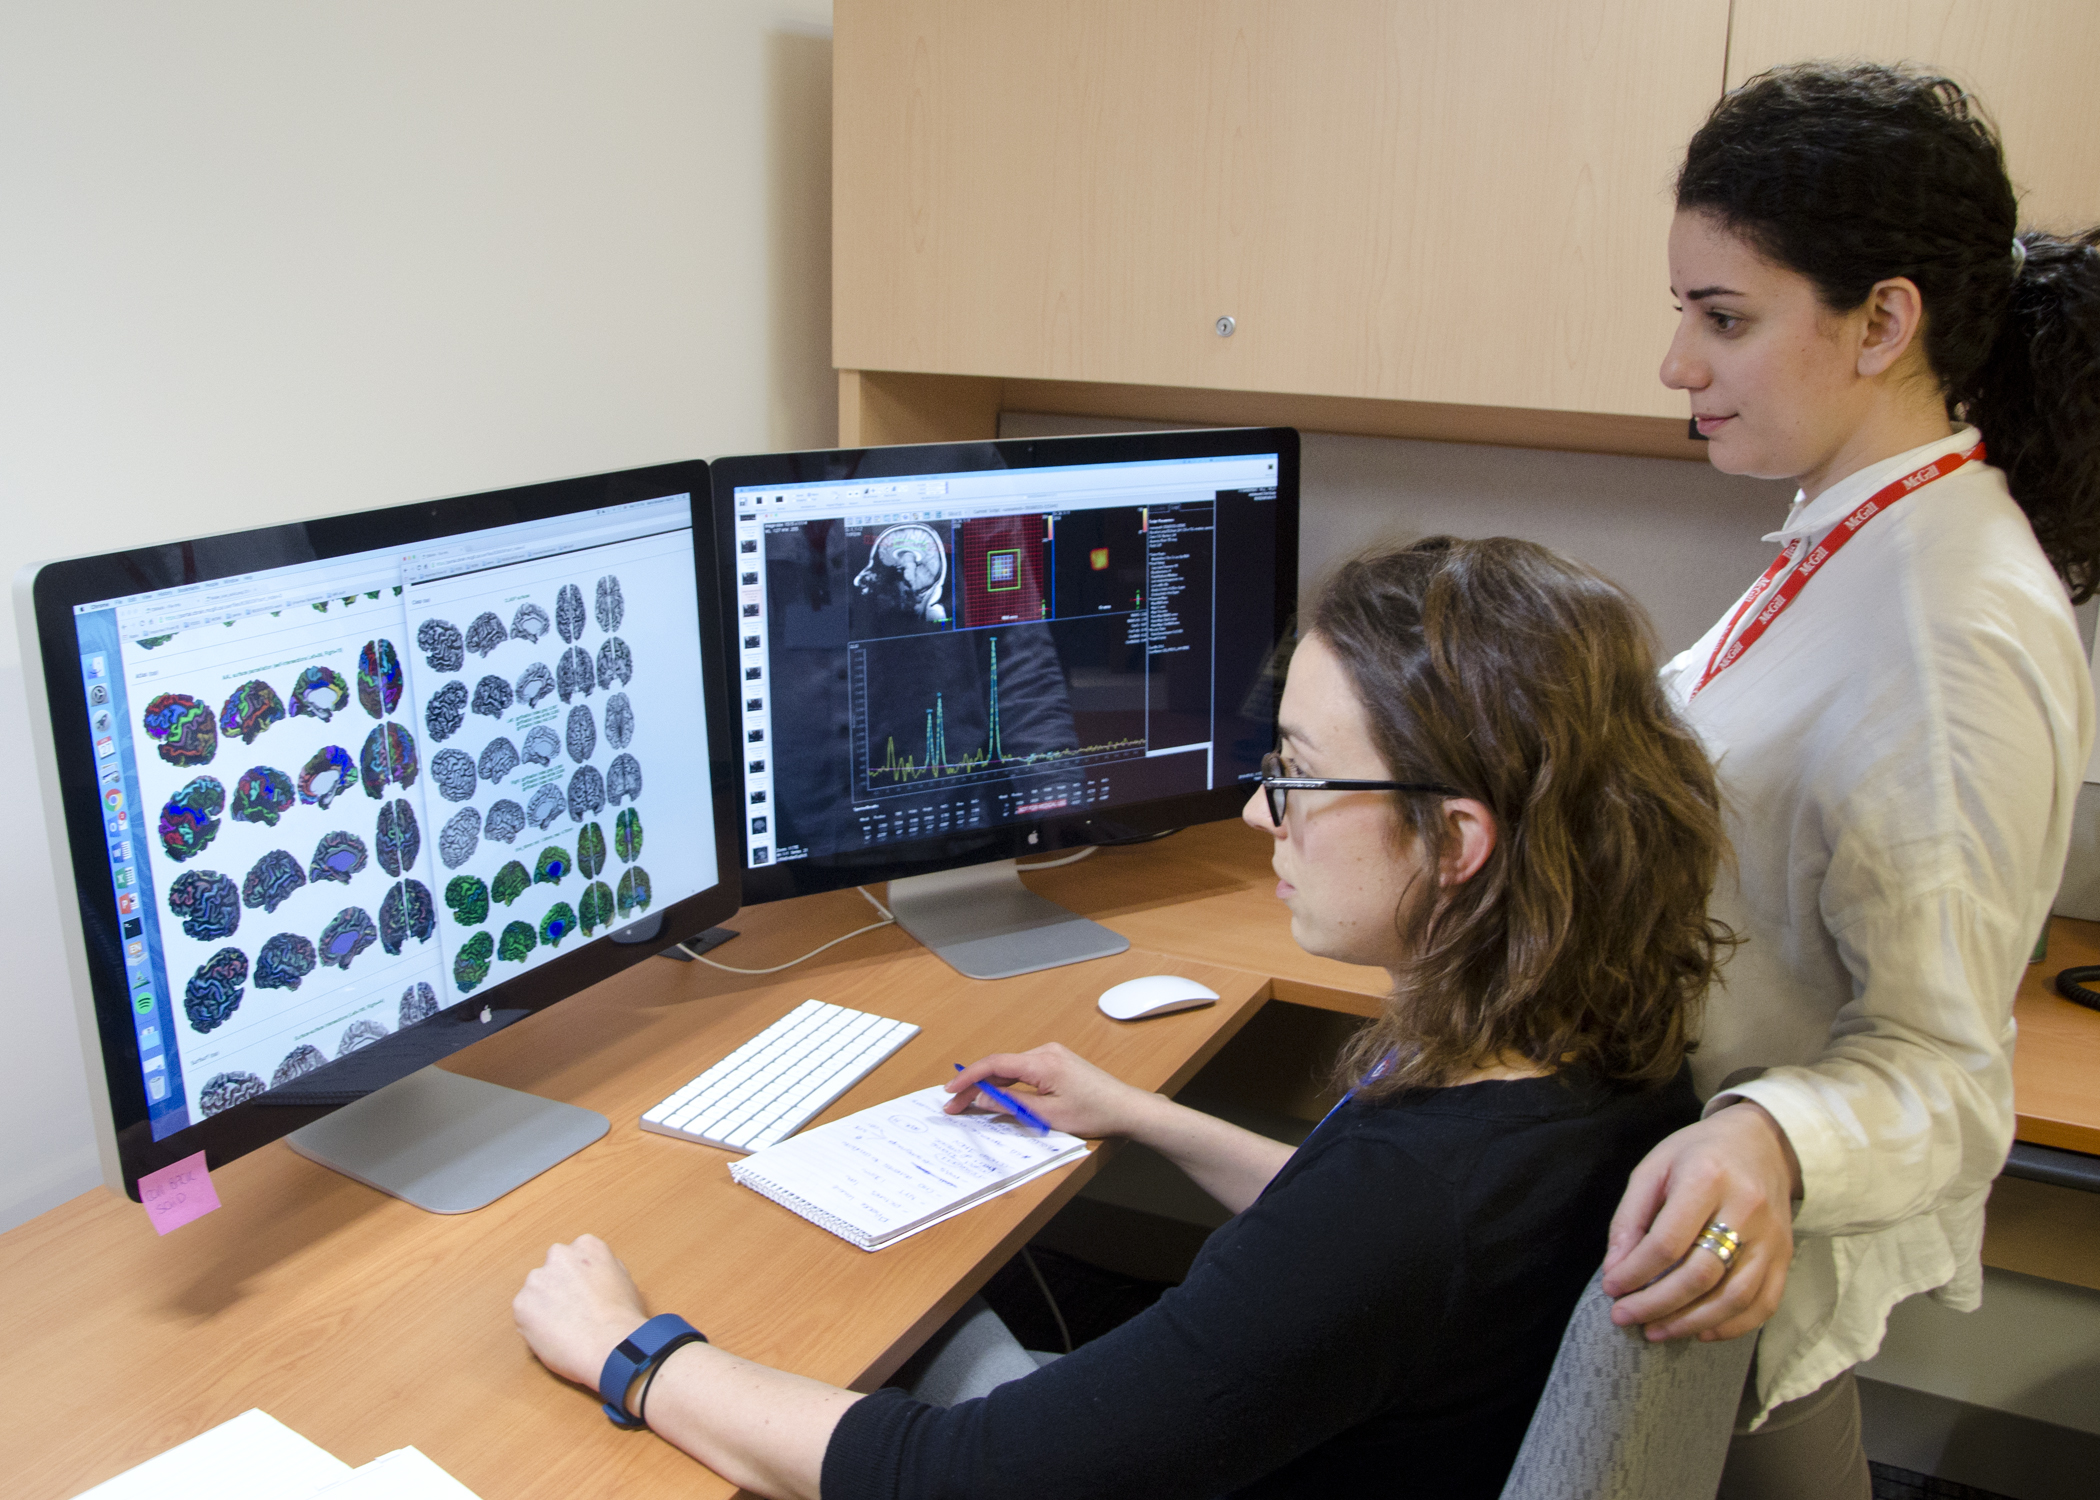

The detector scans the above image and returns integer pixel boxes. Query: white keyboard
[639,999,920,1154]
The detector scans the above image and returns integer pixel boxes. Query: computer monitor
[710,427,1298,979]
[19,462,741,1212]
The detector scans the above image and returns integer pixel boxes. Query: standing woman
[1601,63,2100,1497]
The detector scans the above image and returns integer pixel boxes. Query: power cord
[681,886,897,974]
[1014,846,1098,872]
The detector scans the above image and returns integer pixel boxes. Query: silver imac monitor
[19,461,740,1212]
[709,427,1298,979]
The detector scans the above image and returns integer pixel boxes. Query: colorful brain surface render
[142,692,218,767]
[317,907,379,970]
[498,920,538,963]
[596,637,633,689]
[375,798,421,877]
[431,748,477,802]
[183,946,249,1033]
[525,783,565,830]
[166,870,240,941]
[231,766,295,827]
[290,666,350,723]
[242,848,306,913]
[556,646,595,703]
[425,680,468,743]
[254,931,318,990]
[514,661,555,708]
[471,674,513,718]
[567,765,605,822]
[603,691,635,750]
[416,618,464,674]
[491,860,531,907]
[400,981,440,1026]
[337,1018,389,1057]
[607,753,643,807]
[540,901,578,948]
[299,745,357,810]
[617,866,653,916]
[438,805,482,870]
[159,777,226,863]
[575,821,607,879]
[478,736,519,786]
[465,611,508,658]
[453,930,495,993]
[271,1044,328,1087]
[533,844,571,887]
[357,639,403,718]
[483,798,526,844]
[579,880,616,936]
[510,602,550,644]
[595,574,625,633]
[615,807,643,863]
[360,722,418,798]
[219,679,286,745]
[566,705,596,763]
[555,583,588,644]
[199,1071,266,1116]
[445,874,490,926]
[310,831,369,884]
[378,879,436,955]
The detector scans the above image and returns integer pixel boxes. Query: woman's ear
[1856,275,1926,379]
[1438,799,1498,886]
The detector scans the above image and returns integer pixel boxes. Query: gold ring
[1693,1220,1742,1270]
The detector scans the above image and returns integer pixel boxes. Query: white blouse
[1661,426,2092,1420]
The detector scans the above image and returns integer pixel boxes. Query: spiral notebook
[727,1085,1088,1250]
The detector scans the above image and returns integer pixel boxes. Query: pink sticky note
[138,1150,221,1235]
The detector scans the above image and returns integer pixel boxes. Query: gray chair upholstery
[1499,1266,1758,1500]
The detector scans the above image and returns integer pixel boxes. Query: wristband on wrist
[598,1313,708,1429]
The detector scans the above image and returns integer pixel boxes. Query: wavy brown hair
[1313,538,1735,1098]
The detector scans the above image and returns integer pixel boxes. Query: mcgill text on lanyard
[1690,442,1985,699]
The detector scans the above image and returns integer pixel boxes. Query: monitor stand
[887,859,1129,980]
[286,1065,608,1214]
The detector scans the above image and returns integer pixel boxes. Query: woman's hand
[513,1234,652,1391]
[946,1043,1151,1140]
[1600,1102,1800,1341]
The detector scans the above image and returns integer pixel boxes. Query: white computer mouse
[1098,974,1220,1022]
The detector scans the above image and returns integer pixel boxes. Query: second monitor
[711,427,1299,978]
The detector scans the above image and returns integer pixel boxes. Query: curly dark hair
[1678,62,2100,601]
[1311,538,1735,1098]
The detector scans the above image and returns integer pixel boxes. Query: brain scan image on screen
[567,765,604,822]
[167,870,240,940]
[445,875,489,926]
[615,807,643,863]
[603,691,634,750]
[416,618,464,673]
[539,902,578,947]
[453,930,494,992]
[525,784,564,830]
[425,679,468,743]
[616,866,652,916]
[514,661,555,708]
[532,845,570,887]
[337,1017,389,1056]
[159,776,225,862]
[556,645,594,702]
[357,639,403,717]
[477,736,519,786]
[483,798,526,844]
[290,667,351,723]
[566,705,595,763]
[575,822,606,879]
[142,693,219,767]
[309,831,369,885]
[511,602,550,644]
[242,849,306,913]
[254,932,318,991]
[272,1044,327,1087]
[579,880,615,935]
[317,907,378,970]
[298,745,357,809]
[399,981,440,1026]
[498,920,537,963]
[595,637,632,689]
[595,574,625,633]
[438,805,482,869]
[359,722,418,797]
[219,679,286,745]
[430,748,477,802]
[378,879,436,955]
[375,798,420,876]
[183,947,248,1033]
[230,766,294,826]
[491,860,530,907]
[520,724,561,766]
[555,583,587,644]
[606,753,642,807]
[471,674,513,719]
[199,1071,266,1116]
[464,612,507,658]
[854,524,950,629]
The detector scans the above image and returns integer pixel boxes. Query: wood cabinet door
[834,0,1729,420]
[1728,1,2100,230]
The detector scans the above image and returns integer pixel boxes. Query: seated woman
[512,536,1735,1500]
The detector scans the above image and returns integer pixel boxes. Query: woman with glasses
[513,536,1733,1500]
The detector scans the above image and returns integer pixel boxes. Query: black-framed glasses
[1253,751,1460,827]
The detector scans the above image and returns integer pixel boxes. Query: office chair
[1498,1266,1758,1500]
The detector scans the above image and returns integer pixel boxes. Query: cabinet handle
[1214,316,1236,338]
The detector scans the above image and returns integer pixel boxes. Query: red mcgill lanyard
[1690,441,1984,698]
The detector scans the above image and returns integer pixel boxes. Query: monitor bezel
[710,426,1300,906]
[20,460,742,1200]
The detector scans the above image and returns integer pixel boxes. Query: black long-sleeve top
[821,1066,1701,1499]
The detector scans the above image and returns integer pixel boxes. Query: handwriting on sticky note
[139,1150,220,1235]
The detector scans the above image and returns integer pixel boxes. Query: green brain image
[615,807,643,863]
[498,920,537,962]
[453,930,494,992]
[616,865,652,916]
[539,902,578,948]
[578,881,616,936]
[444,875,489,926]
[491,860,530,906]
[533,844,571,887]
[575,822,607,879]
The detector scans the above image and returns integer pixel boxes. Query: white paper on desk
[310,1447,484,1500]
[74,1407,351,1500]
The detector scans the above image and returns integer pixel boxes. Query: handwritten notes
[138,1150,220,1234]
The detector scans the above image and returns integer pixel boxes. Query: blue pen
[955,1063,1051,1135]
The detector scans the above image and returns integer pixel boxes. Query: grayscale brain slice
[425,679,468,743]
[483,798,527,843]
[167,869,240,940]
[595,637,633,688]
[399,981,440,1027]
[431,747,478,802]
[289,666,350,723]
[375,797,420,877]
[255,932,318,990]
[310,831,369,884]
[556,645,595,702]
[416,618,464,673]
[568,764,606,822]
[511,602,550,643]
[378,878,436,955]
[242,848,307,912]
[231,765,294,826]
[515,661,555,708]
[438,805,483,870]
[357,639,403,718]
[298,745,356,809]
[337,1018,389,1056]
[183,947,249,1033]
[595,574,624,633]
[478,736,520,785]
[521,724,562,765]
[607,753,643,807]
[465,612,508,658]
[566,704,596,763]
[526,783,566,830]
[271,1045,328,1088]
[318,907,379,970]
[603,691,635,749]
[555,582,587,643]
[199,1071,266,1116]
[471,673,513,718]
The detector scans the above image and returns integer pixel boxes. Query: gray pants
[1718,1368,1873,1500]
[896,1296,1060,1407]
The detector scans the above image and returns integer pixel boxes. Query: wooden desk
[2014,915,2100,1157]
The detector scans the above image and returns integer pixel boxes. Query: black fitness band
[598,1314,708,1429]
[2054,966,2100,1012]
